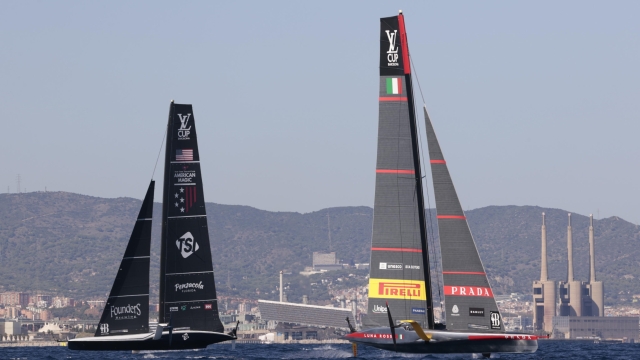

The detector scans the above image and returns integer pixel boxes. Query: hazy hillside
[1,192,639,306]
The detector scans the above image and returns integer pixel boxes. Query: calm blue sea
[0,341,638,360]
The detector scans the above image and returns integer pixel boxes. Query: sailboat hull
[68,330,234,351]
[346,327,537,354]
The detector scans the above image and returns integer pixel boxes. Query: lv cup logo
[177,113,192,139]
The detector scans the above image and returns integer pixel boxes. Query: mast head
[568,213,571,226]
[170,99,174,103]
[399,9,403,14]
[542,212,545,225]
[590,213,593,226]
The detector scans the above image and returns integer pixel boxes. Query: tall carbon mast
[159,101,223,332]
[366,12,434,329]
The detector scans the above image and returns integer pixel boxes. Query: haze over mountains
[1,191,638,306]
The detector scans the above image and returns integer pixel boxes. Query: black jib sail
[366,14,434,329]
[423,106,504,332]
[159,102,223,333]
[96,181,154,337]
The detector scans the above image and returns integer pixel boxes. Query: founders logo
[110,303,142,319]
[177,113,192,140]
[176,231,199,258]
[99,323,109,334]
[385,30,399,66]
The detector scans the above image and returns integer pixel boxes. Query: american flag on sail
[176,149,193,161]
[185,186,197,212]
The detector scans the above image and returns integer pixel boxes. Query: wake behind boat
[69,102,236,351]
[344,12,537,356]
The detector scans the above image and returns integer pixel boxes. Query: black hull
[346,327,537,354]
[68,331,234,351]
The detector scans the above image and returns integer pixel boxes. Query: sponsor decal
[385,30,399,66]
[111,329,128,334]
[490,311,502,330]
[451,304,459,317]
[169,307,179,312]
[444,286,493,297]
[173,185,197,213]
[379,262,402,270]
[177,113,192,140]
[372,304,387,313]
[175,281,204,293]
[469,307,485,317]
[176,149,194,161]
[176,232,199,258]
[181,305,187,311]
[182,333,189,340]
[405,264,420,270]
[386,78,402,95]
[353,333,400,339]
[110,303,142,320]
[411,307,425,315]
[368,279,426,300]
[204,304,213,310]
[190,305,201,310]
[468,334,538,341]
[468,323,489,330]
[99,323,109,334]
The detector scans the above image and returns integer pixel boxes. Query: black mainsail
[366,13,434,329]
[423,106,503,332]
[96,181,154,337]
[159,102,223,333]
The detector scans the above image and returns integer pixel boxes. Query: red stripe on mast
[437,215,466,220]
[430,159,446,164]
[398,13,410,75]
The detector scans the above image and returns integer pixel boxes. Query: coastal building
[0,292,29,307]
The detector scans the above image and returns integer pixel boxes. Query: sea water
[0,341,638,359]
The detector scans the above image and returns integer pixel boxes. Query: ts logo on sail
[176,232,199,258]
[177,113,191,140]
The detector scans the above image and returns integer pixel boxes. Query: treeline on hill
[1,192,639,306]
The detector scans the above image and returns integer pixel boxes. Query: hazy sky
[2,1,639,223]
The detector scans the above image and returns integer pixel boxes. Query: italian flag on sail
[386,77,402,94]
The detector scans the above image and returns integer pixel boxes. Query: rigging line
[410,54,444,318]
[151,123,168,180]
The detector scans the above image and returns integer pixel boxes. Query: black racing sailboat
[69,102,236,351]
[345,12,537,356]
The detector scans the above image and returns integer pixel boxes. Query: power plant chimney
[279,270,283,302]
[567,213,574,282]
[589,214,605,316]
[589,214,596,282]
[540,212,548,281]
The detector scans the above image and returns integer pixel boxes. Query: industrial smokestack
[567,213,574,282]
[279,270,283,302]
[589,214,596,282]
[541,212,548,281]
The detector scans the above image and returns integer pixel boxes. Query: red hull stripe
[442,271,486,275]
[430,159,446,164]
[437,215,466,220]
[376,169,415,174]
[468,335,538,341]
[379,97,408,102]
[371,247,422,253]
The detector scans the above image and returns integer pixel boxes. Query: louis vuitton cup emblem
[385,30,399,65]
[177,113,192,139]
[176,231,199,258]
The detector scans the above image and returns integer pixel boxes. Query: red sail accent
[398,13,410,75]
[379,97,408,101]
[372,247,422,253]
[437,215,466,220]
[376,169,415,174]
[442,271,486,275]
[444,286,493,297]
[430,159,446,164]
